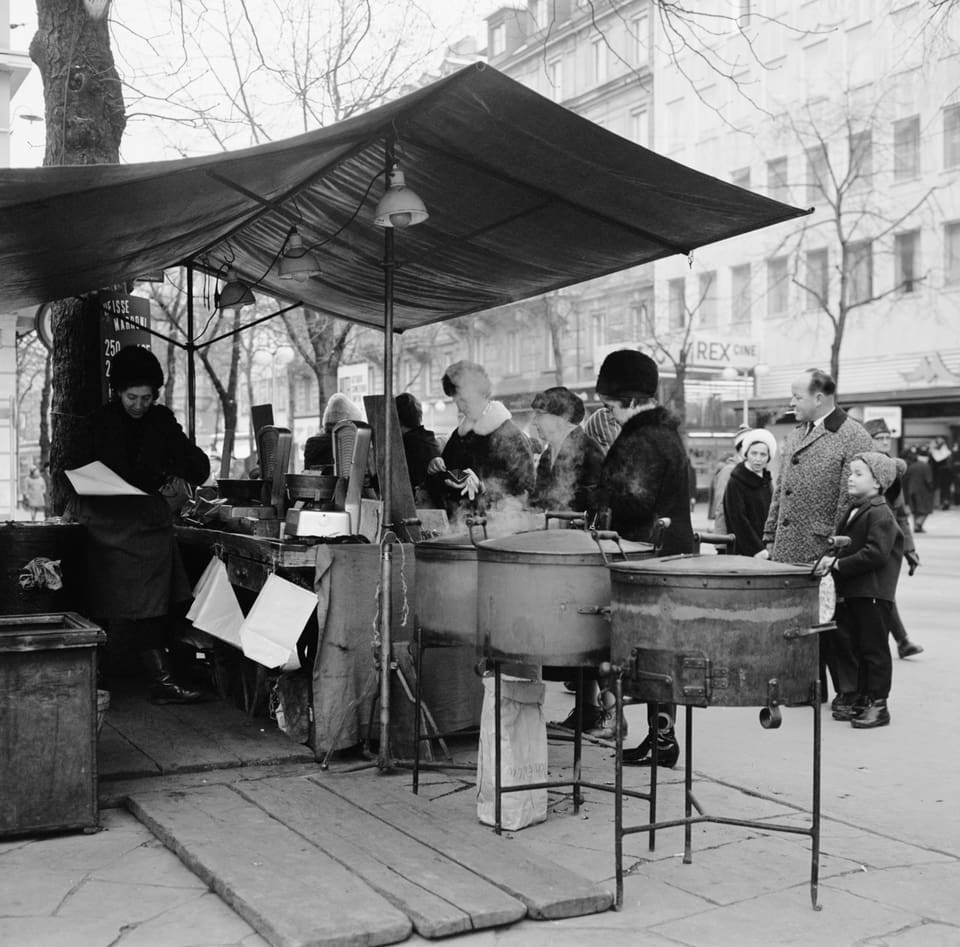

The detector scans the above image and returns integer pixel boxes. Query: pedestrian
[863,419,923,659]
[929,436,953,510]
[591,349,694,765]
[303,393,364,473]
[707,425,749,533]
[722,428,777,557]
[902,450,935,532]
[62,346,210,703]
[757,368,873,707]
[23,466,46,521]
[828,451,906,729]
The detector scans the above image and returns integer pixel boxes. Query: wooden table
[174,527,482,759]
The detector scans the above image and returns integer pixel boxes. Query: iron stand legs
[613,680,823,911]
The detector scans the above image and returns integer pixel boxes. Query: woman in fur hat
[722,428,777,556]
[426,360,534,518]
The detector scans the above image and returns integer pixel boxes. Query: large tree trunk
[31,0,127,512]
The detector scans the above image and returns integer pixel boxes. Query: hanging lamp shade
[216,269,256,310]
[278,228,322,281]
[374,165,429,229]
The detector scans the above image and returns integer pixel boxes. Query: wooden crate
[0,612,105,837]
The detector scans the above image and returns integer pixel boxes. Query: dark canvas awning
[0,64,809,331]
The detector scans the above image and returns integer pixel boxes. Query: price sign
[98,292,153,401]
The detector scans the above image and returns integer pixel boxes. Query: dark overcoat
[832,496,904,601]
[722,462,773,557]
[902,459,935,516]
[67,401,210,620]
[595,405,694,555]
[763,408,873,564]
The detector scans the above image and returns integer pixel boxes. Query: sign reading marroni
[98,292,152,402]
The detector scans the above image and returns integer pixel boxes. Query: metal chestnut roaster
[603,539,846,911]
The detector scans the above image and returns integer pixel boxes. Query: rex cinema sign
[687,335,760,370]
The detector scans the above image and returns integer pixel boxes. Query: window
[630,300,653,337]
[667,98,686,153]
[632,14,649,65]
[730,263,751,327]
[295,377,313,414]
[766,157,789,202]
[767,256,790,315]
[543,324,556,371]
[547,58,563,102]
[668,278,686,329]
[893,115,920,181]
[846,240,873,304]
[945,221,960,285]
[531,0,548,30]
[504,331,520,374]
[805,145,829,204]
[805,248,829,310]
[591,311,606,353]
[698,271,718,328]
[944,104,960,169]
[849,130,872,190]
[630,108,649,147]
[592,37,608,84]
[731,167,751,190]
[895,231,920,293]
[490,23,506,57]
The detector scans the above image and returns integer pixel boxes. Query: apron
[74,493,191,620]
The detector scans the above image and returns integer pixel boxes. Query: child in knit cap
[829,450,906,728]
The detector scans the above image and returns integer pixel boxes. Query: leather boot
[140,649,203,704]
[851,698,890,729]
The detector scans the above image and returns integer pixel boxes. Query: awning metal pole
[186,263,197,441]
[378,148,396,770]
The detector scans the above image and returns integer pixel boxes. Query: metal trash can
[0,612,105,837]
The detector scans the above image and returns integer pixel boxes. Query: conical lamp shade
[216,270,256,310]
[374,166,429,229]
[279,230,321,281]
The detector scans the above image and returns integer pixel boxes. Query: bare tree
[765,95,940,385]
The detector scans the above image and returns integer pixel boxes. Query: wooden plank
[311,773,614,920]
[104,693,313,775]
[128,784,412,947]
[238,775,526,938]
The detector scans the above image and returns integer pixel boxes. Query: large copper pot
[608,555,828,711]
[476,529,656,666]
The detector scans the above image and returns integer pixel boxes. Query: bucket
[97,689,111,738]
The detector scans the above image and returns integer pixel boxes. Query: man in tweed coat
[759,369,873,565]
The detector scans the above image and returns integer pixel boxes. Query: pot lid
[610,554,812,576]
[479,528,653,557]
[416,533,475,550]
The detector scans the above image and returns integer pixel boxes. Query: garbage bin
[0,612,105,837]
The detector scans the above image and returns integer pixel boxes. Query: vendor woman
[64,345,210,703]
[426,360,534,516]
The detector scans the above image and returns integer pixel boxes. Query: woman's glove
[426,457,447,476]
[905,550,920,576]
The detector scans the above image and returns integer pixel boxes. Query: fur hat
[854,451,907,492]
[531,386,585,424]
[110,345,163,392]
[322,393,363,430]
[738,428,777,461]
[595,349,659,400]
[864,418,891,437]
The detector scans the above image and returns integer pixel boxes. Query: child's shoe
[851,698,890,729]
[831,693,865,721]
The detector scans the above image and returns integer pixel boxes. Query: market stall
[0,63,810,772]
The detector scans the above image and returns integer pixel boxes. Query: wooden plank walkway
[127,769,613,946]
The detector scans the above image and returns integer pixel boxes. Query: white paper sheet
[239,573,318,671]
[189,558,244,648]
[65,461,147,496]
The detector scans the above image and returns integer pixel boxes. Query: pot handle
[544,510,587,530]
[465,516,488,546]
[808,535,851,576]
[694,531,735,553]
[783,620,837,640]
[590,529,626,566]
[650,517,671,554]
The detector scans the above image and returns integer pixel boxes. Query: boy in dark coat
[829,451,906,729]
[592,350,694,764]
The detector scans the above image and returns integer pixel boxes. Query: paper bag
[239,573,318,671]
[476,675,548,831]
[189,558,244,648]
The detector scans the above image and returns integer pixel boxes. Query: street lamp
[721,363,769,426]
